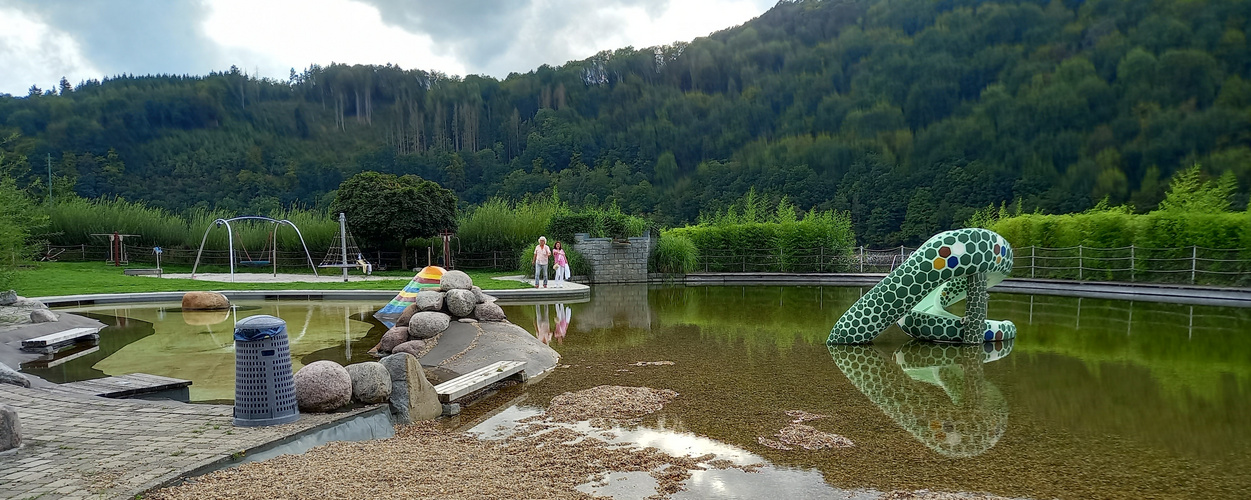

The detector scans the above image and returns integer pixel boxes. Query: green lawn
[12,262,528,297]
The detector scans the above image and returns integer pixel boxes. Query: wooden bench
[58,373,192,400]
[433,360,527,403]
[20,327,101,354]
[123,268,163,276]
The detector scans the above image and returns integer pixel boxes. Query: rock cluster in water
[370,271,506,357]
[292,353,441,423]
[289,271,557,421]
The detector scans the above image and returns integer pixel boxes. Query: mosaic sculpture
[828,340,1013,457]
[829,228,1017,344]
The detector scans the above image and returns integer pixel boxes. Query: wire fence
[42,243,1251,287]
[690,244,1251,287]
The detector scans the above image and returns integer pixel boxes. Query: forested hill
[2,0,1249,246]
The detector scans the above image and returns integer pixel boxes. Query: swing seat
[239,260,271,267]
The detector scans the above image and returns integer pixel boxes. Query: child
[552,241,570,287]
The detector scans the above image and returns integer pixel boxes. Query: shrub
[0,176,46,289]
[456,196,561,255]
[666,208,855,272]
[548,204,647,242]
[650,233,698,274]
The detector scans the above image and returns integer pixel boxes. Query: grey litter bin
[233,315,299,426]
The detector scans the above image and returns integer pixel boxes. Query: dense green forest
[2,0,1250,246]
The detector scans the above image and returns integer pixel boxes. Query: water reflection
[533,303,574,344]
[26,301,382,401]
[828,340,1014,457]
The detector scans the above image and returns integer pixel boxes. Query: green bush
[548,204,647,242]
[989,208,1251,285]
[650,233,698,274]
[454,196,561,255]
[0,177,46,289]
[45,197,337,253]
[666,208,856,272]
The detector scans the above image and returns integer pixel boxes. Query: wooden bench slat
[433,361,526,403]
[21,327,100,348]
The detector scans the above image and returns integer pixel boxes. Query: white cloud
[481,0,770,76]
[0,7,102,94]
[201,0,468,80]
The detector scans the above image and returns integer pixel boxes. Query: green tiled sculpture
[828,340,1013,457]
[829,228,1017,344]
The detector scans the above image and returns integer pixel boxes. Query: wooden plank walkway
[58,373,192,399]
[434,360,526,403]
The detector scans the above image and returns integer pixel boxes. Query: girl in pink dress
[552,241,570,287]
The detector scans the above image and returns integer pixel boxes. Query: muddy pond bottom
[32,285,1251,499]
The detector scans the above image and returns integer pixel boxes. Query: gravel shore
[149,385,1012,499]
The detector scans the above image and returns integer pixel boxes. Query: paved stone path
[0,384,378,499]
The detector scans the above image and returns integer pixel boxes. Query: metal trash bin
[233,315,299,426]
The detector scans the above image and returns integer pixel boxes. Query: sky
[0,0,776,96]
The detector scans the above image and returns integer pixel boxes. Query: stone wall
[572,233,654,283]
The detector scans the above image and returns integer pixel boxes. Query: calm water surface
[33,286,1251,499]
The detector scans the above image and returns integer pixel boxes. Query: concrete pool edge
[35,285,591,308]
[139,405,393,495]
[676,273,1251,307]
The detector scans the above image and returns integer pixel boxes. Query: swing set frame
[190,216,319,282]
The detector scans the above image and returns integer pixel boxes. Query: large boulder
[472,286,497,303]
[30,309,57,323]
[379,352,442,423]
[182,291,230,310]
[445,289,477,317]
[0,362,30,388]
[439,270,473,291]
[413,290,446,312]
[293,360,353,413]
[408,311,451,340]
[378,326,409,353]
[395,304,418,327]
[0,405,19,452]
[345,362,392,404]
[0,289,16,306]
[434,321,559,381]
[392,340,427,358]
[473,302,507,322]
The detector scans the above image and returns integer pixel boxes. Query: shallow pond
[33,285,1251,498]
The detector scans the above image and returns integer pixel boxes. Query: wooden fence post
[1030,246,1035,278]
[859,246,864,273]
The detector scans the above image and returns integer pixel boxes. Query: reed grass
[46,197,339,254]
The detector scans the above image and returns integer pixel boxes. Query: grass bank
[12,262,527,297]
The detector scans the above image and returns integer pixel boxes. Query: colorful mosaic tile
[828,228,1018,344]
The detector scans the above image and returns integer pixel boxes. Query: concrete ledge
[677,272,1251,307]
[35,285,590,308]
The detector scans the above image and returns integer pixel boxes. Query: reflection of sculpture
[829,229,1016,344]
[828,340,1013,457]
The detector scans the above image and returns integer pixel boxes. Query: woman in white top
[533,236,551,288]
